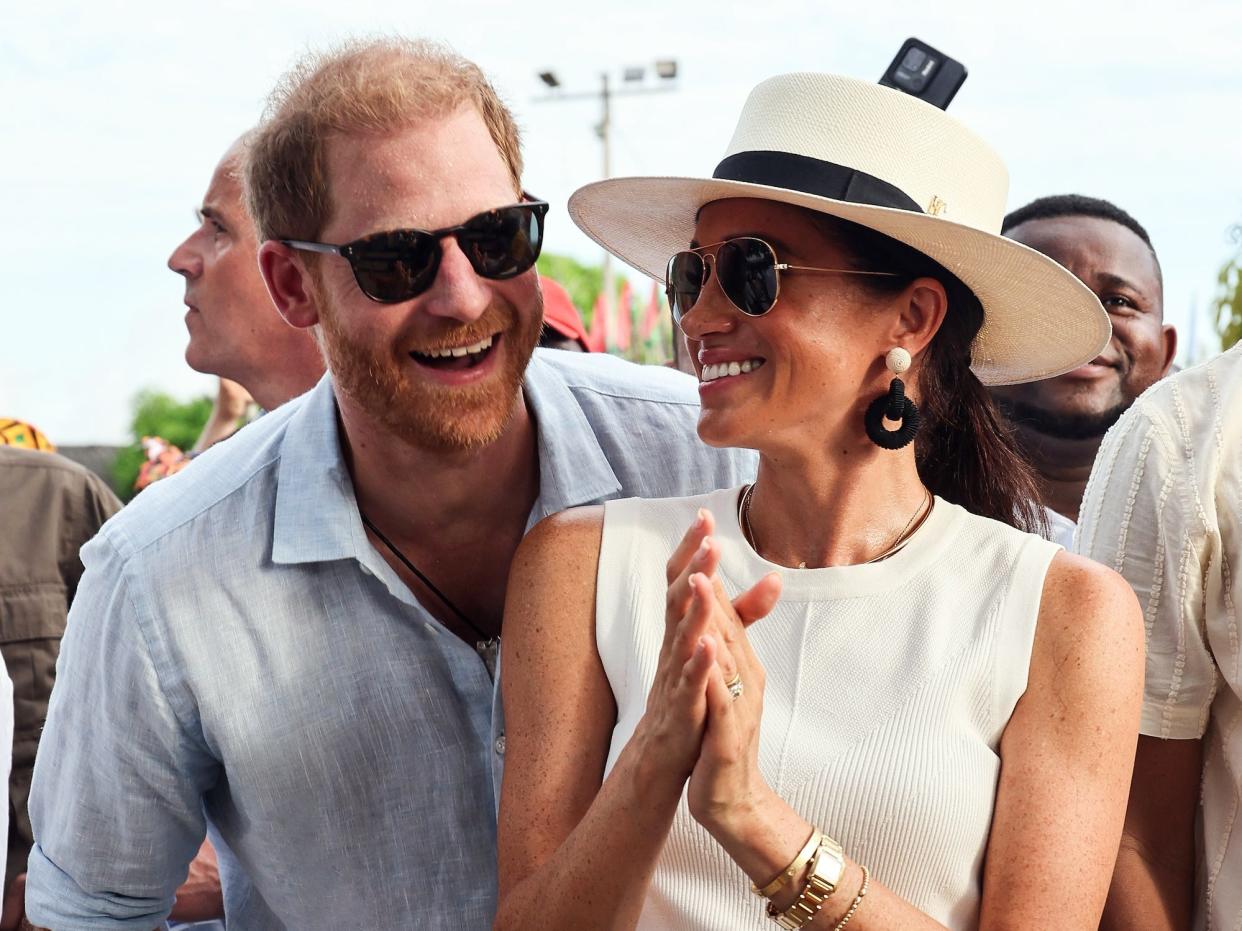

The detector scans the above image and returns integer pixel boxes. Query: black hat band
[712,150,922,214]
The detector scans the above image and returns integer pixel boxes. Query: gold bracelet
[767,836,846,929]
[752,828,822,899]
[831,865,870,931]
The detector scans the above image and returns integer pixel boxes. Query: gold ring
[725,673,743,700]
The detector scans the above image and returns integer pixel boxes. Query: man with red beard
[25,39,752,931]
[988,195,1176,544]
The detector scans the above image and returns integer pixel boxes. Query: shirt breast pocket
[0,581,68,874]
[0,582,69,747]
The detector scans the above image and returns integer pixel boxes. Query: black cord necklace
[359,511,492,646]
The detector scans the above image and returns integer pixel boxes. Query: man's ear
[1159,324,1178,378]
[887,276,949,358]
[258,241,320,330]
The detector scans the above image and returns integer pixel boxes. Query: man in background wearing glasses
[26,38,752,930]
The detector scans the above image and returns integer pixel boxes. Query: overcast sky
[4,0,1240,443]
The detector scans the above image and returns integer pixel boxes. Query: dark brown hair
[815,213,1048,535]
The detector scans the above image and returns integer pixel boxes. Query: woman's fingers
[662,535,723,653]
[693,571,744,675]
[664,571,710,671]
[701,571,758,671]
[731,571,783,629]
[665,509,715,586]
[700,659,742,761]
[679,633,716,699]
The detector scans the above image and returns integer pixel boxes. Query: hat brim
[569,177,1111,386]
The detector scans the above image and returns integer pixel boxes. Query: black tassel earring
[865,347,921,450]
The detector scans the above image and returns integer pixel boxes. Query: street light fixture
[534,61,680,339]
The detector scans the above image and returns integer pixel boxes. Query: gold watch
[768,835,846,929]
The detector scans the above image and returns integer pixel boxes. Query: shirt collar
[272,373,369,566]
[271,355,623,564]
[523,351,620,523]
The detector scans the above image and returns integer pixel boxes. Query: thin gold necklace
[738,484,934,569]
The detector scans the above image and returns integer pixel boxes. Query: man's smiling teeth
[700,359,764,382]
[418,335,494,358]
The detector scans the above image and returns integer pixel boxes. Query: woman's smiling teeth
[699,358,765,383]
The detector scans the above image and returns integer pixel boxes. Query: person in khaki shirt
[0,446,120,929]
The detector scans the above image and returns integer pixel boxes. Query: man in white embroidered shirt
[25,39,753,929]
[1079,342,1242,930]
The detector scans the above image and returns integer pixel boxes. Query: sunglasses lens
[666,251,704,325]
[340,202,547,303]
[717,238,779,316]
[458,204,545,279]
[349,231,439,303]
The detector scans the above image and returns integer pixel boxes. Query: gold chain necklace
[738,484,934,569]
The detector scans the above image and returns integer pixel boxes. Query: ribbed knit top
[597,486,1060,930]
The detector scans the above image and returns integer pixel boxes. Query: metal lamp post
[535,61,679,341]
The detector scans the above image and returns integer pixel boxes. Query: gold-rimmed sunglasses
[665,236,901,325]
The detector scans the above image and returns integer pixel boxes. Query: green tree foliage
[537,252,604,330]
[111,390,213,499]
[537,251,674,365]
[1213,228,1242,350]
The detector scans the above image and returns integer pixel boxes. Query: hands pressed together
[637,508,784,840]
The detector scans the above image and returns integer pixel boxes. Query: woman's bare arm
[977,551,1144,927]
[494,508,729,930]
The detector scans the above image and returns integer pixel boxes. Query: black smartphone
[879,38,967,110]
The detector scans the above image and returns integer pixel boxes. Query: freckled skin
[495,198,1147,930]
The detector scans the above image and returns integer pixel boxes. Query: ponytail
[914,304,1047,535]
[814,214,1048,535]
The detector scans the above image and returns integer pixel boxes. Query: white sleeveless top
[597,486,1060,930]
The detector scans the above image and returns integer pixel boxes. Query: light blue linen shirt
[26,349,755,930]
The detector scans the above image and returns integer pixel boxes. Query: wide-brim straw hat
[568,73,1110,386]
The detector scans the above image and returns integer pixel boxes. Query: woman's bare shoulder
[512,506,605,582]
[1033,550,1144,694]
[1040,550,1142,634]
[506,506,606,628]
[519,506,605,556]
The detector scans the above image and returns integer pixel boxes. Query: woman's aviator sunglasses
[281,199,549,304]
[665,236,902,325]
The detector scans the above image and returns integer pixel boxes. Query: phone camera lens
[894,46,938,92]
[901,48,928,71]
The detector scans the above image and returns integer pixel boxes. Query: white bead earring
[864,347,921,449]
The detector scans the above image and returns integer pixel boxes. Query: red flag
[615,280,633,351]
[640,282,663,340]
[588,291,608,352]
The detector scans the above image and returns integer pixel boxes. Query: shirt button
[494,735,506,755]
[359,564,372,576]
[424,622,438,635]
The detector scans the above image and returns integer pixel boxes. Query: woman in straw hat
[494,74,1143,930]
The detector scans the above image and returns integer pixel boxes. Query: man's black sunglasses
[281,200,549,304]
